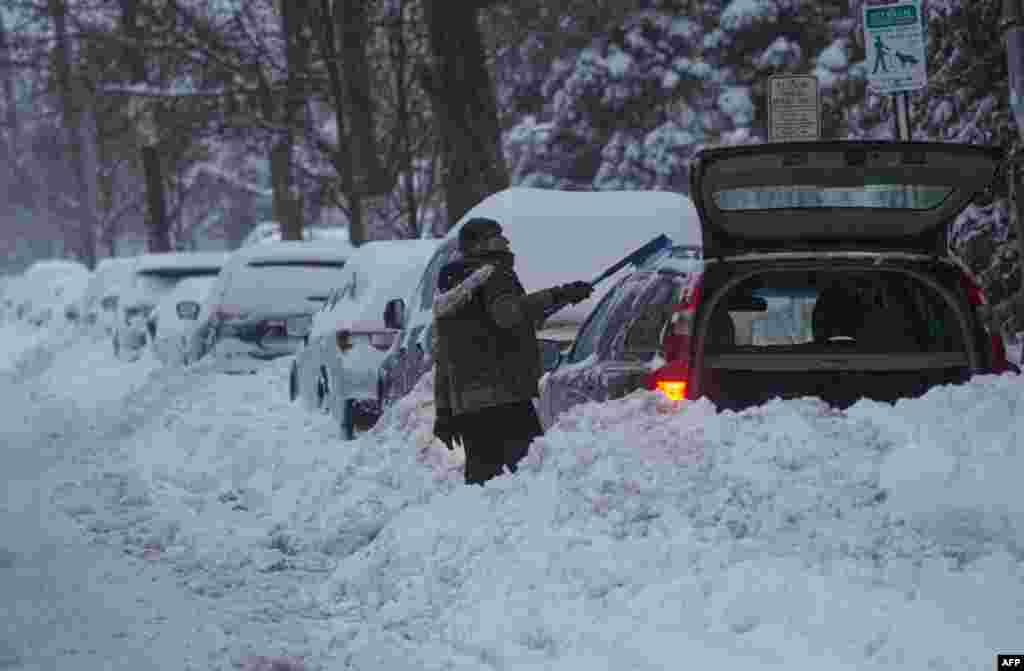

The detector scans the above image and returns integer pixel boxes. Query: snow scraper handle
[542,234,672,320]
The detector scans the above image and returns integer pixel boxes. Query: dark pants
[457,401,543,485]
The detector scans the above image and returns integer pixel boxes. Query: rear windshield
[134,268,221,298]
[223,262,346,313]
[713,185,952,211]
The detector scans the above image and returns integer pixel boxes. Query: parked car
[113,252,228,361]
[150,276,218,366]
[200,240,350,372]
[3,259,91,327]
[74,257,138,332]
[292,239,440,438]
[538,141,1017,425]
[377,186,702,411]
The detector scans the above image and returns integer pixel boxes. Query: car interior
[695,265,976,410]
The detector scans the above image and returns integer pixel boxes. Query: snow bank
[46,333,1024,669]
[315,373,1024,669]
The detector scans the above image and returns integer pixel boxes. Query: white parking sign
[768,75,820,142]
[863,0,927,94]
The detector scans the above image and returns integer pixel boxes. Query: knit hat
[458,217,503,253]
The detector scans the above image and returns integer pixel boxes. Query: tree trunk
[420,0,509,231]
[316,0,362,245]
[118,0,147,82]
[142,145,171,252]
[275,0,307,241]
[388,0,419,239]
[339,0,387,196]
[48,0,99,268]
[0,11,19,167]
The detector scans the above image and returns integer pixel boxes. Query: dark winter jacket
[432,254,563,417]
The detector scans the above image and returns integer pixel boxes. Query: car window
[418,241,457,312]
[567,279,626,364]
[617,277,681,361]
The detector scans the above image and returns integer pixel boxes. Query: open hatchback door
[689,141,1003,256]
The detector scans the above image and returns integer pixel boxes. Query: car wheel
[317,367,330,409]
[341,399,356,441]
[289,362,299,402]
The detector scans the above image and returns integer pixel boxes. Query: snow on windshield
[222,261,347,315]
[314,240,439,335]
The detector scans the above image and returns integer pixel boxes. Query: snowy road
[2,323,1023,670]
[0,338,223,670]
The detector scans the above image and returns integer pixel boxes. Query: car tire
[317,367,330,410]
[289,362,299,402]
[341,398,356,441]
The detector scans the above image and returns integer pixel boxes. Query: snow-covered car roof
[241,222,353,248]
[311,239,440,337]
[80,257,139,306]
[447,187,702,322]
[134,251,229,275]
[228,239,351,266]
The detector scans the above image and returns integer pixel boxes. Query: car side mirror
[539,338,564,372]
[383,298,406,330]
[176,300,201,321]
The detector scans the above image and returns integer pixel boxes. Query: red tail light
[960,272,1013,372]
[213,306,243,321]
[645,360,691,401]
[661,275,703,363]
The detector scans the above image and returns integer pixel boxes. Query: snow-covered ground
[2,311,1023,670]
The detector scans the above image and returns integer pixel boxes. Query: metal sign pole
[893,91,911,140]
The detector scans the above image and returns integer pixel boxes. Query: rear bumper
[214,336,302,360]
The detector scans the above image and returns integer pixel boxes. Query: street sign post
[767,74,820,142]
[862,0,927,95]
[863,0,927,140]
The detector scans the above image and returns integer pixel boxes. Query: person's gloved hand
[557,281,594,305]
[433,408,459,450]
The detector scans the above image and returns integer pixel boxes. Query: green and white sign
[862,0,927,94]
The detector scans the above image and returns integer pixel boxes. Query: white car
[149,276,218,366]
[113,252,228,361]
[3,259,91,328]
[74,257,138,333]
[291,239,440,439]
[201,240,350,372]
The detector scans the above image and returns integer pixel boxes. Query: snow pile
[316,374,1024,669]
[38,334,1024,669]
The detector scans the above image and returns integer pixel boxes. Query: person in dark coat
[432,217,593,484]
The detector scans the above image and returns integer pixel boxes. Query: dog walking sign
[863,0,927,94]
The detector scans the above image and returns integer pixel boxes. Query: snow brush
[543,233,673,319]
